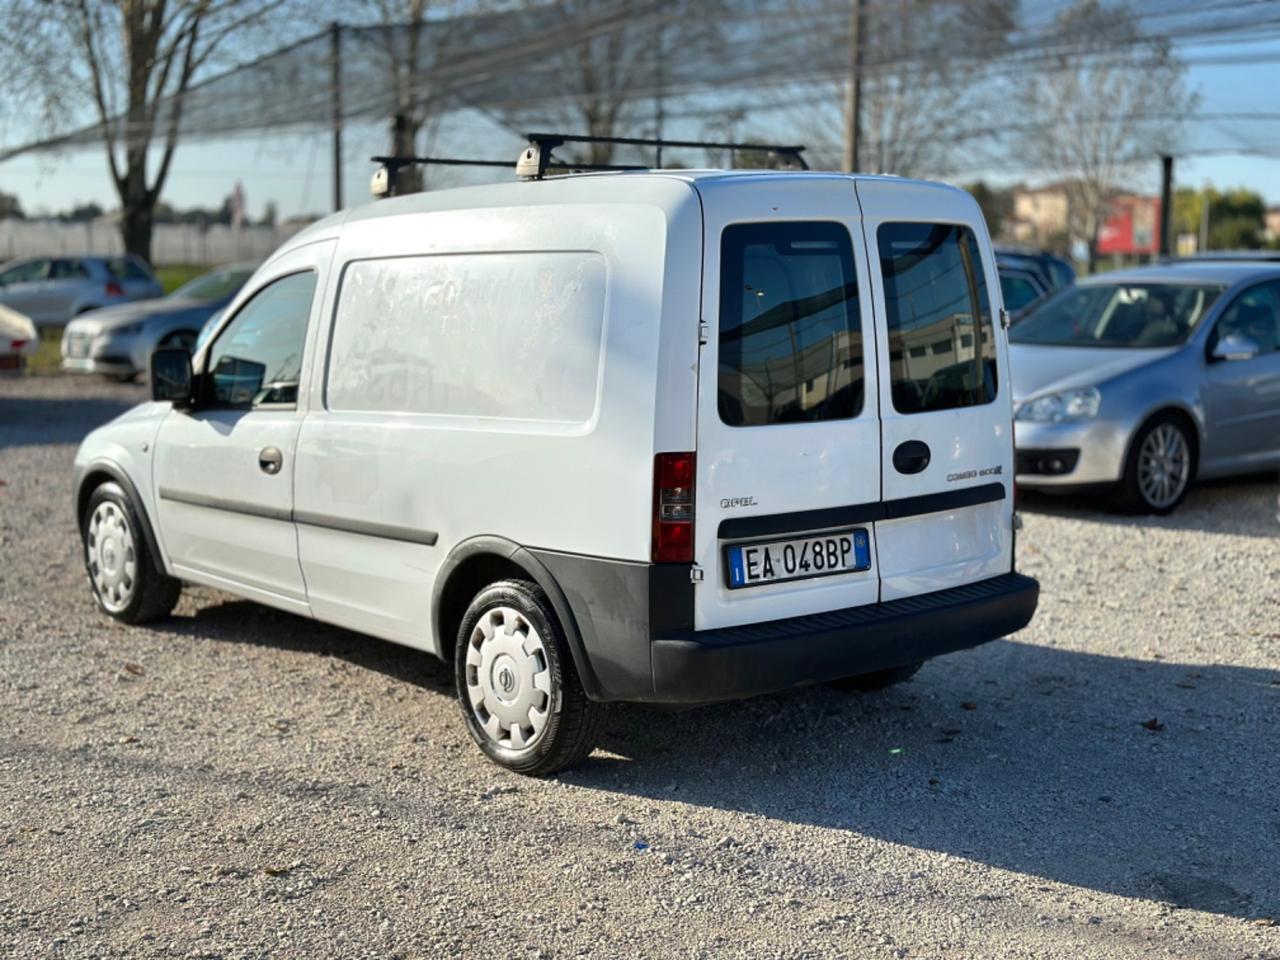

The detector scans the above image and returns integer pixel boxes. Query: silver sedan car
[1010,262,1280,513]
[61,263,256,380]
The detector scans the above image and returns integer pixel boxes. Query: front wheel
[454,579,602,776]
[82,482,181,623]
[1120,414,1194,514]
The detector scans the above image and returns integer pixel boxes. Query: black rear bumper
[649,573,1039,703]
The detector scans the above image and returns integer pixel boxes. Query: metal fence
[0,219,308,265]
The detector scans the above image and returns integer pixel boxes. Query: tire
[454,579,602,776]
[82,482,181,624]
[1119,413,1195,515]
[829,661,924,693]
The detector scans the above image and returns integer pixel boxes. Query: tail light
[10,339,28,350]
[105,280,125,297]
[652,452,694,563]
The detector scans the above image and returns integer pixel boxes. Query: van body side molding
[717,482,1006,540]
[157,487,292,522]
[293,511,439,546]
[158,488,438,546]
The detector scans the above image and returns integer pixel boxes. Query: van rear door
[691,179,883,631]
[854,180,1014,600]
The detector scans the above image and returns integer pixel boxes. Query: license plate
[726,529,871,589]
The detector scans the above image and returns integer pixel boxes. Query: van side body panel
[293,178,702,656]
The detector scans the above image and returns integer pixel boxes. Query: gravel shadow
[159,594,1280,922]
[0,394,138,450]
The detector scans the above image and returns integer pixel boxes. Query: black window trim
[716,218,870,430]
[875,219,1000,416]
[199,267,318,412]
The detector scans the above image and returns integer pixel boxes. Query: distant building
[1097,194,1162,257]
[1010,183,1163,258]
[1265,206,1280,243]
[1009,184,1069,246]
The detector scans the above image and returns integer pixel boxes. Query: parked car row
[61,263,256,380]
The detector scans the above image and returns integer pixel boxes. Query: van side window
[878,223,997,414]
[718,222,864,427]
[205,271,317,409]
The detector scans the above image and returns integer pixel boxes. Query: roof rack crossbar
[370,153,647,197]
[518,132,808,179]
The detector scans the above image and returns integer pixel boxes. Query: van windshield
[1010,282,1224,348]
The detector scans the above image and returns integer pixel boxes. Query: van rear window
[718,222,864,427]
[878,223,997,414]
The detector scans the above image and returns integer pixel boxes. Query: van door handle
[892,440,931,475]
[258,447,284,475]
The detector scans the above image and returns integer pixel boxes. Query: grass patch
[27,326,64,375]
[155,263,205,294]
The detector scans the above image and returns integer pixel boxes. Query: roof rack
[370,132,809,198]
[516,132,809,180]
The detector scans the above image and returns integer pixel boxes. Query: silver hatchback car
[1011,262,1280,513]
[0,255,163,326]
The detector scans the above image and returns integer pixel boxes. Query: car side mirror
[1211,333,1261,362]
[151,347,194,406]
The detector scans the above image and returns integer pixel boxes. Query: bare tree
[1,1,293,263]
[506,0,726,167]
[798,0,1016,176]
[1023,0,1195,269]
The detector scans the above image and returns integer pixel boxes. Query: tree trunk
[390,112,423,194]
[118,164,154,262]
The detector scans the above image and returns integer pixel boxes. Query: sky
[3,38,1280,222]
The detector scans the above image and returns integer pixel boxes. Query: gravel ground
[1,374,1278,960]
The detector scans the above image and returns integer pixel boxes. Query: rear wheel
[1120,413,1194,514]
[829,661,923,693]
[454,579,601,776]
[82,482,180,623]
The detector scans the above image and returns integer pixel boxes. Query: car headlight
[106,323,144,338]
[1016,386,1101,423]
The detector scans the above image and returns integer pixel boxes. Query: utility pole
[330,21,344,212]
[841,0,865,173]
[1158,155,1173,258]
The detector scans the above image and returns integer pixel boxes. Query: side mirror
[151,347,193,405]
[1211,333,1261,363]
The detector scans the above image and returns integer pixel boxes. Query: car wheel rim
[87,502,137,612]
[1137,423,1189,508]
[463,606,553,751]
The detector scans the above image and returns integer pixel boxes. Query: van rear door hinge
[1000,308,1010,329]
[698,321,710,345]
[690,565,705,584]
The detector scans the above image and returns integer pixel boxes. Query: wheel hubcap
[464,606,553,751]
[1138,424,1190,508]
[87,502,137,612]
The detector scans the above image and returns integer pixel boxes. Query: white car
[0,302,39,373]
[72,168,1039,774]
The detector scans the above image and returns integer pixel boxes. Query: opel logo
[498,666,516,694]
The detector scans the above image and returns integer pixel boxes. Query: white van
[73,166,1039,774]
